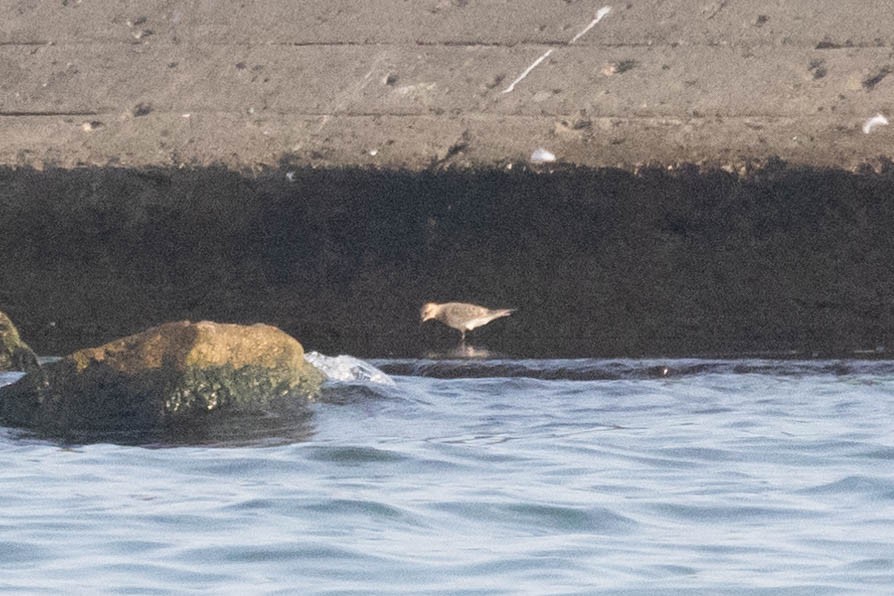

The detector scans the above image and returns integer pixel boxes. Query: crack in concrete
[0,111,99,116]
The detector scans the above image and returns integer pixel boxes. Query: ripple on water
[797,475,894,498]
[647,502,825,524]
[855,446,894,460]
[434,501,639,536]
[1,357,893,593]
[300,498,425,528]
[0,540,53,565]
[304,445,409,464]
[842,558,894,571]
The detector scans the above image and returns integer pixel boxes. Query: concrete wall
[3,2,894,358]
[2,1,892,170]
[3,165,894,358]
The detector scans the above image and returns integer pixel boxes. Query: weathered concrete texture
[2,165,894,359]
[1,1,893,169]
[0,320,323,436]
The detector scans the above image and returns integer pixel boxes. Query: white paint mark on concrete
[569,6,613,43]
[862,113,889,134]
[394,82,437,96]
[502,49,555,94]
[502,5,612,94]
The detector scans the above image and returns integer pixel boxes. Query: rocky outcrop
[0,311,39,374]
[0,321,323,434]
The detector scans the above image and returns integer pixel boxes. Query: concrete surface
[2,0,893,170]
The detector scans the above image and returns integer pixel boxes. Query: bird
[420,302,514,343]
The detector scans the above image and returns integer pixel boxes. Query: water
[1,358,893,594]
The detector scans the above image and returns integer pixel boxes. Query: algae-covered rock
[0,311,39,374]
[0,320,323,434]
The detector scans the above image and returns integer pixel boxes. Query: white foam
[0,371,25,387]
[304,352,395,386]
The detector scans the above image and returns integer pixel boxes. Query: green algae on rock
[0,311,39,374]
[0,320,323,434]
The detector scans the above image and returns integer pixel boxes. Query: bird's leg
[460,330,466,344]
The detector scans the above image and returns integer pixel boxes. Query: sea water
[0,358,892,594]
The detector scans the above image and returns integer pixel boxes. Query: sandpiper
[420,302,514,342]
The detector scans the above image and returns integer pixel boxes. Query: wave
[0,372,25,388]
[370,358,894,380]
[6,356,894,388]
[305,352,395,386]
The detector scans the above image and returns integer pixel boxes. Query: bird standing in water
[420,302,514,343]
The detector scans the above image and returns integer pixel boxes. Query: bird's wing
[445,303,491,319]
[465,315,501,330]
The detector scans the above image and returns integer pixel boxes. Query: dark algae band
[2,164,894,358]
[372,359,894,380]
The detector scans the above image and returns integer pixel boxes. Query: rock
[0,311,39,374]
[0,321,323,434]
